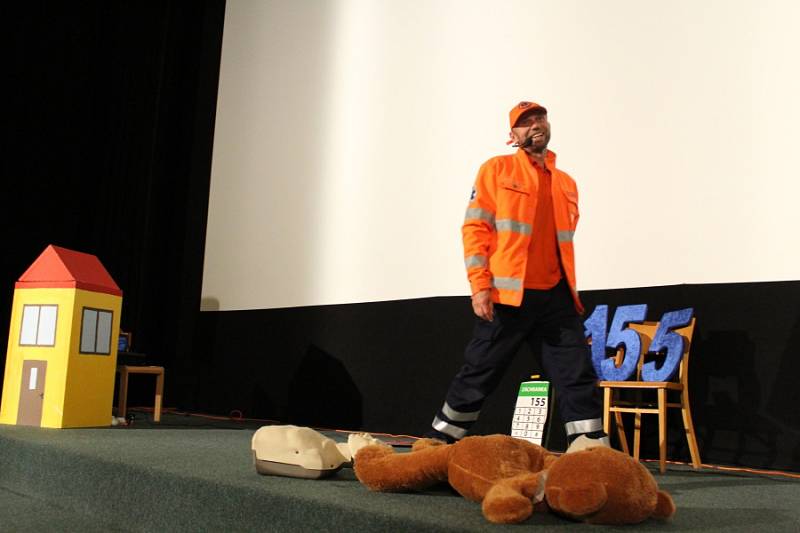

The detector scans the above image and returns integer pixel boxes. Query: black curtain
[2,1,226,405]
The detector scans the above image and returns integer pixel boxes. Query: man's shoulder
[478,153,517,173]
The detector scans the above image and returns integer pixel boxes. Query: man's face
[511,110,550,152]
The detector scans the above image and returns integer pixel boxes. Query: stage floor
[1,411,799,532]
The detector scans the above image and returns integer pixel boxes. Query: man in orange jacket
[426,101,608,447]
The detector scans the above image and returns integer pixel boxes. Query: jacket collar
[515,148,557,172]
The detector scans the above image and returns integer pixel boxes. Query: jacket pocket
[499,176,530,195]
[559,188,579,228]
[566,198,579,227]
[498,177,532,219]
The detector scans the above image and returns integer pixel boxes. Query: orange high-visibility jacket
[463,149,584,313]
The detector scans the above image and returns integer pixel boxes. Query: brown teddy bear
[354,434,675,525]
[354,434,557,524]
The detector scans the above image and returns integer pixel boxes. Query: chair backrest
[119,330,132,352]
[629,318,696,384]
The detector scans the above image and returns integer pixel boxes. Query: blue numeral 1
[583,305,608,378]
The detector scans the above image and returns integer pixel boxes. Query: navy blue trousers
[431,279,603,440]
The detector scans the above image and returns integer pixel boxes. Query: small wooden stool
[116,365,165,422]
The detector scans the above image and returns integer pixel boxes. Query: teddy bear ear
[653,490,676,520]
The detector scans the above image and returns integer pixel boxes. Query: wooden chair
[598,319,701,473]
[117,365,165,422]
[115,329,164,423]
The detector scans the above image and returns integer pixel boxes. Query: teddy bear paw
[482,485,534,524]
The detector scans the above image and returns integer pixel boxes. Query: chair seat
[599,380,683,391]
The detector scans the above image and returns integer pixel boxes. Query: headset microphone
[513,136,534,148]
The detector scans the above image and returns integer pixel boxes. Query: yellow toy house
[0,245,122,428]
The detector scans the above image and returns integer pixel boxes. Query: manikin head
[252,425,348,472]
[251,425,384,479]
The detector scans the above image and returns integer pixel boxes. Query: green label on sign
[517,381,549,397]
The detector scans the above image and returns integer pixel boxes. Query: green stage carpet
[1,412,799,532]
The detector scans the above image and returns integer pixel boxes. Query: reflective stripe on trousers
[565,418,603,436]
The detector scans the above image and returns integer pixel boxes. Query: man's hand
[471,289,494,321]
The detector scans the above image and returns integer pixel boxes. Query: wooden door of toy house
[17,360,47,426]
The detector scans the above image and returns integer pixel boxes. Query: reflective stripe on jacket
[463,149,584,313]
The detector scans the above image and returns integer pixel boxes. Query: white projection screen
[202,0,800,311]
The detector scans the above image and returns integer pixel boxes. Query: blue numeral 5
[602,304,648,381]
[641,308,694,381]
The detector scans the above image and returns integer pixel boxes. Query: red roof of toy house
[15,245,122,296]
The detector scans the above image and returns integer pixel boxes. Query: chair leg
[614,412,629,455]
[633,412,641,461]
[154,369,164,423]
[658,389,667,474]
[117,367,129,419]
[680,388,702,469]
[604,387,629,454]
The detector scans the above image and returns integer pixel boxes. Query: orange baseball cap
[509,101,547,128]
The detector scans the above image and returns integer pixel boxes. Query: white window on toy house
[19,304,58,346]
[80,308,113,355]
